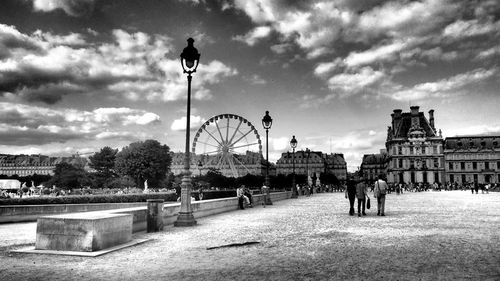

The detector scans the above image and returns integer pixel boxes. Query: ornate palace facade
[444,136,500,184]
[0,154,90,176]
[275,150,347,181]
[385,106,445,184]
[360,150,388,182]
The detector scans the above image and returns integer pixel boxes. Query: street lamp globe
[262,110,273,130]
[180,38,200,73]
[290,135,297,149]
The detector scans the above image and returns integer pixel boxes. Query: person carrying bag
[374,174,388,216]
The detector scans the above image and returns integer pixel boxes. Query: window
[473,174,478,182]
[450,174,454,183]
[461,174,466,183]
[449,162,453,170]
[399,159,403,168]
[410,159,415,169]
[398,146,402,155]
[485,162,489,170]
[473,162,477,170]
[434,159,439,168]
[410,147,414,155]
[433,146,438,154]
[460,162,465,170]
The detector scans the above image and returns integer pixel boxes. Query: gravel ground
[1,191,499,281]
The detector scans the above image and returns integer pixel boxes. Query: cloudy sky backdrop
[0,0,499,171]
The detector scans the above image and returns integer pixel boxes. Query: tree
[320,172,339,186]
[115,140,171,189]
[89,146,118,188]
[47,162,89,190]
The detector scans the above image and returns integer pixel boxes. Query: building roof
[393,112,436,139]
[361,153,388,165]
[444,136,500,151]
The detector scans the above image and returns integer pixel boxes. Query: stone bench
[35,212,133,252]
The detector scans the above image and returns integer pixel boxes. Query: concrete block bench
[35,212,133,252]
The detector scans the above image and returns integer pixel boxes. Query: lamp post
[174,38,200,227]
[290,135,298,198]
[306,148,311,186]
[262,110,273,205]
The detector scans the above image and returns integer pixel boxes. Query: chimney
[410,106,420,128]
[393,109,402,134]
[410,106,420,116]
[429,109,435,129]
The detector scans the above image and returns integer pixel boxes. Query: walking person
[356,178,369,217]
[345,176,356,216]
[374,174,388,216]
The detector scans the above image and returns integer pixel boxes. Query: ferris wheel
[192,113,263,177]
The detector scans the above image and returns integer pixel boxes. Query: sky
[0,0,499,172]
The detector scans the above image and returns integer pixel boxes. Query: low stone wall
[109,191,291,233]
[0,202,147,223]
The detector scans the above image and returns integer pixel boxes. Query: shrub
[0,192,177,205]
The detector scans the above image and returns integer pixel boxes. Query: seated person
[243,186,253,207]
[237,185,250,209]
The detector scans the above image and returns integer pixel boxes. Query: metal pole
[264,128,272,205]
[175,73,196,227]
[291,147,297,198]
[266,128,269,186]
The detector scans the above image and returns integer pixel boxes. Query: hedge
[0,193,177,206]
[0,189,280,205]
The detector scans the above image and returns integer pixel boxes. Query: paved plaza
[1,191,499,281]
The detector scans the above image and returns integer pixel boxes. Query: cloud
[0,25,237,104]
[233,26,272,46]
[32,0,96,17]
[344,39,413,68]
[443,19,500,40]
[326,67,386,96]
[387,67,498,101]
[245,74,266,85]
[170,115,206,131]
[356,0,459,39]
[0,102,161,146]
[445,124,500,137]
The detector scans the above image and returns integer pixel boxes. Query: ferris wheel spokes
[229,128,254,148]
[228,119,243,144]
[203,127,224,147]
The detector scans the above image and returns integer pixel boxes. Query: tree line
[1,139,340,191]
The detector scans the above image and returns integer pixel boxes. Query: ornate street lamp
[174,38,200,227]
[290,135,298,198]
[262,110,273,205]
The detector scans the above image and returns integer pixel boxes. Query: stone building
[444,136,500,184]
[275,150,347,181]
[385,106,445,184]
[0,154,90,176]
[360,150,388,182]
[170,151,271,178]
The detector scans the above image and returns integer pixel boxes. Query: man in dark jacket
[345,177,356,216]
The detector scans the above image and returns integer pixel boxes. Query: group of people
[346,174,388,217]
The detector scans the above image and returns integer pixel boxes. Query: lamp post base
[174,212,197,227]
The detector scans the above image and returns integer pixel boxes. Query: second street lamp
[262,110,273,205]
[290,135,298,198]
[174,38,200,227]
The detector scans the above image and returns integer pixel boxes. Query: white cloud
[388,67,498,101]
[170,115,206,131]
[270,137,289,151]
[443,19,500,40]
[445,124,500,138]
[32,0,96,17]
[327,67,386,95]
[233,0,276,24]
[0,102,161,146]
[233,26,272,46]
[344,39,412,68]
